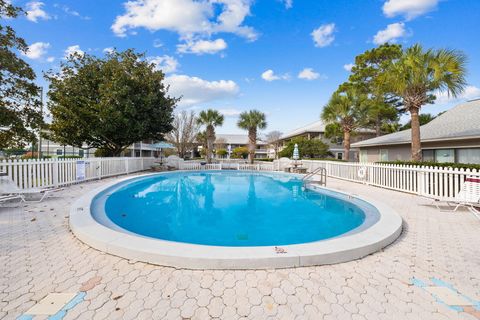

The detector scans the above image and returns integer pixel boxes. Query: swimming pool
[70,171,402,269]
[92,171,376,246]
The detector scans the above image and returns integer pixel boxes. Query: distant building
[276,120,376,160]
[213,134,268,159]
[352,99,480,164]
[39,138,161,158]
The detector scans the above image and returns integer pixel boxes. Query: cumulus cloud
[64,45,84,58]
[22,42,50,60]
[298,68,320,80]
[165,74,239,107]
[283,0,293,9]
[103,47,114,54]
[177,38,227,55]
[147,55,179,73]
[383,0,438,20]
[311,23,336,48]
[343,63,354,72]
[435,85,480,104]
[26,1,50,22]
[111,0,257,41]
[261,69,289,82]
[373,22,406,45]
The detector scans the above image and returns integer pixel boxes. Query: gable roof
[280,120,326,140]
[352,99,480,148]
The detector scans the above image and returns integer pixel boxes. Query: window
[359,150,367,162]
[56,149,63,155]
[422,149,435,162]
[456,148,480,164]
[435,149,455,163]
[79,149,84,157]
[336,152,343,160]
[379,149,389,161]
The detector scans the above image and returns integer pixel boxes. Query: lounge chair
[0,194,24,207]
[0,174,64,203]
[431,176,480,217]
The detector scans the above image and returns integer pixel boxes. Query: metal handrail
[303,167,327,187]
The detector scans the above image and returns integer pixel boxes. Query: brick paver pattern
[1,175,479,319]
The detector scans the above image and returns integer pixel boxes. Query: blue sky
[13,0,480,135]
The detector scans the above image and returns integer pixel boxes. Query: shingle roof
[352,99,480,148]
[215,134,266,145]
[280,120,326,140]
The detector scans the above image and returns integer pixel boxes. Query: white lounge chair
[432,176,480,217]
[0,174,63,203]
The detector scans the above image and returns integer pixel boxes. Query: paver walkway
[1,174,479,319]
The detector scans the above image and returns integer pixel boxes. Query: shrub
[376,161,480,171]
[232,147,248,159]
[278,137,331,159]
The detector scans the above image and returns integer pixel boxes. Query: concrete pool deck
[1,173,479,319]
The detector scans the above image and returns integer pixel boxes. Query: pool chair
[431,176,480,217]
[0,174,64,203]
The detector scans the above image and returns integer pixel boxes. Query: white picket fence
[1,157,156,190]
[178,161,274,172]
[299,160,480,200]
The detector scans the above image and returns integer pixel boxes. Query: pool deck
[1,173,479,320]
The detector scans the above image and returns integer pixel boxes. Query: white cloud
[383,0,438,20]
[26,1,50,22]
[218,108,242,117]
[343,63,354,72]
[112,0,257,41]
[22,42,50,60]
[261,69,289,82]
[298,68,320,80]
[373,22,406,45]
[311,23,336,48]
[435,85,480,104]
[177,38,227,55]
[103,47,114,54]
[153,39,163,48]
[46,56,55,62]
[165,74,239,107]
[64,45,84,58]
[148,55,179,73]
[283,0,293,9]
[54,4,90,20]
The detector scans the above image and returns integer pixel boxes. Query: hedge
[376,161,480,171]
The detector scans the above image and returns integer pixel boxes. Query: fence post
[53,160,59,187]
[125,158,129,174]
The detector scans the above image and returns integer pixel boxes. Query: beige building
[277,120,376,160]
[213,134,268,159]
[352,99,480,164]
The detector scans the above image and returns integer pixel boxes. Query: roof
[279,119,375,141]
[215,134,266,145]
[352,99,480,148]
[280,120,326,140]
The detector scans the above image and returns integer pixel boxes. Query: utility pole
[38,87,44,159]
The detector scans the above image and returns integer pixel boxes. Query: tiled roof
[352,99,480,148]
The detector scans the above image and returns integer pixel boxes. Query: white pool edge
[69,171,403,270]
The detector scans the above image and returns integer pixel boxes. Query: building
[213,134,268,159]
[352,99,480,164]
[276,120,376,160]
[39,138,161,158]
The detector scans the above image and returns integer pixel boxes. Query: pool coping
[69,171,403,270]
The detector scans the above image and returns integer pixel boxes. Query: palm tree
[196,110,224,163]
[237,110,267,164]
[321,87,368,161]
[380,44,467,161]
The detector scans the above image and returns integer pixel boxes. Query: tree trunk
[206,125,214,164]
[376,116,381,137]
[410,108,422,161]
[248,128,256,164]
[343,130,351,161]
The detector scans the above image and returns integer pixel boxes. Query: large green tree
[321,87,369,161]
[278,137,330,159]
[46,49,176,156]
[380,44,467,161]
[196,109,224,163]
[346,43,403,136]
[237,110,267,164]
[0,1,43,149]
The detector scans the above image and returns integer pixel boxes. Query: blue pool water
[92,171,379,246]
